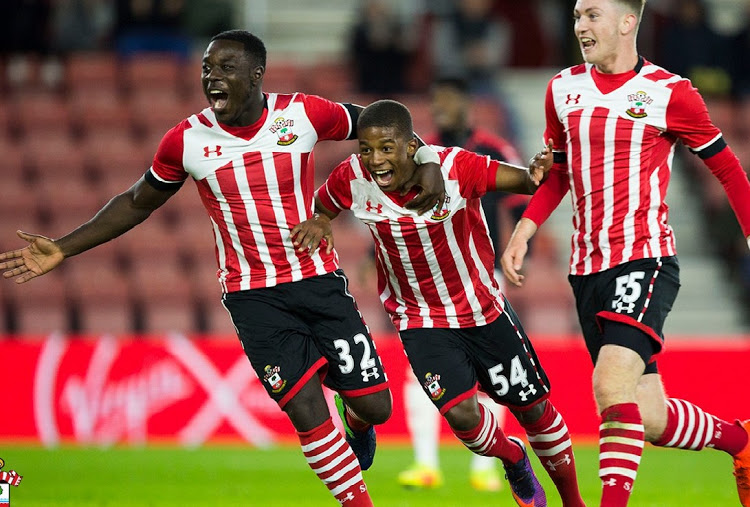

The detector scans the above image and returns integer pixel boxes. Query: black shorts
[222,269,388,408]
[399,298,550,414]
[568,256,680,372]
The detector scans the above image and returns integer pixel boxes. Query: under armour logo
[203,145,222,157]
[603,478,617,487]
[546,454,571,471]
[365,201,383,214]
[339,491,355,504]
[518,384,537,402]
[614,301,636,314]
[361,367,380,382]
[566,94,581,105]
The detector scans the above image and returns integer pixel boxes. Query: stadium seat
[64,258,134,335]
[202,300,238,337]
[6,270,71,335]
[129,258,197,333]
[129,87,188,137]
[262,62,302,94]
[19,132,88,182]
[120,53,183,94]
[68,88,133,137]
[10,90,73,137]
[81,131,150,178]
[64,52,121,93]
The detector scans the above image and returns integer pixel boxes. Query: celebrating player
[0,30,446,507]
[397,76,528,492]
[500,1,750,506]
[292,99,586,507]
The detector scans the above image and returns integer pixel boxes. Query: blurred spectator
[350,0,415,94]
[51,0,115,52]
[430,0,511,97]
[657,0,733,98]
[114,0,191,59]
[0,0,54,88]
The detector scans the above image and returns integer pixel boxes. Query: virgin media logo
[33,334,280,447]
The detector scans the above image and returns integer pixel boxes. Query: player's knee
[348,389,392,425]
[511,400,546,425]
[445,398,481,432]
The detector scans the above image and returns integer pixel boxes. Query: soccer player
[500,1,750,506]
[396,76,528,492]
[292,99,586,507]
[0,30,446,507]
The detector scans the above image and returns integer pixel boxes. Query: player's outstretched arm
[0,176,177,284]
[501,218,538,287]
[0,231,65,283]
[291,199,339,254]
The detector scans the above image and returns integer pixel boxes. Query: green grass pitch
[0,442,739,506]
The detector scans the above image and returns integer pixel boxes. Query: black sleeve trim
[144,170,185,191]
[692,137,726,160]
[553,151,567,164]
[343,103,361,140]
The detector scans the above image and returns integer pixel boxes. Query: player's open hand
[291,214,334,254]
[403,162,446,215]
[0,231,65,283]
[500,238,529,287]
[529,139,554,186]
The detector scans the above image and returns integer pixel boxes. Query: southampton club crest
[263,365,287,393]
[430,194,451,221]
[0,457,23,505]
[423,372,446,401]
[625,90,653,118]
[269,117,299,146]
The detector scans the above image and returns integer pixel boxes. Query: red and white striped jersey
[148,92,355,292]
[317,147,505,331]
[537,59,727,275]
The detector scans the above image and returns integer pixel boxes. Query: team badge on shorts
[269,117,298,146]
[625,91,653,118]
[423,372,446,401]
[263,365,287,393]
[430,194,451,221]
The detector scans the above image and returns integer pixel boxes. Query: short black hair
[432,76,469,94]
[210,30,267,67]
[358,100,413,140]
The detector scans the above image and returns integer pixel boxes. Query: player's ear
[251,65,265,83]
[620,13,638,36]
[407,138,419,157]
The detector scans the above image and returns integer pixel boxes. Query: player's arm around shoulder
[494,139,554,195]
[291,198,339,255]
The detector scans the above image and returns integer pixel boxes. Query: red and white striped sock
[452,402,523,466]
[521,402,585,507]
[298,418,372,506]
[599,403,644,507]
[653,398,748,456]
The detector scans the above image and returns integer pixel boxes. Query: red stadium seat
[68,88,134,137]
[19,132,89,181]
[129,88,188,137]
[64,52,120,93]
[129,258,197,333]
[10,90,73,137]
[64,258,134,335]
[6,270,71,335]
[121,53,183,94]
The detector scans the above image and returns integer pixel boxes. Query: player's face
[201,39,263,126]
[358,126,419,192]
[430,85,468,131]
[573,0,629,69]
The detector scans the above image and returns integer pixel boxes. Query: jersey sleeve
[542,78,567,154]
[301,93,355,142]
[665,80,724,155]
[146,121,189,190]
[316,158,355,212]
[522,78,571,226]
[449,148,497,199]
